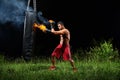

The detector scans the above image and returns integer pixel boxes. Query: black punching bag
[23,10,36,61]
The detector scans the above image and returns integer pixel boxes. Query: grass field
[0,57,120,80]
[0,40,120,80]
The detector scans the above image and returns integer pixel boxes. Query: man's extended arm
[51,28,65,35]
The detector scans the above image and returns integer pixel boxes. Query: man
[49,21,77,72]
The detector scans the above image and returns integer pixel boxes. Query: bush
[87,40,119,61]
[74,39,119,62]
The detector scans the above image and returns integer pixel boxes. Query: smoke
[0,0,27,27]
[37,11,49,25]
[37,11,56,29]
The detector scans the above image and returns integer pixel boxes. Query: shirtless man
[49,21,77,72]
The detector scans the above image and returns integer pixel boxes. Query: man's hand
[51,28,55,33]
[49,20,55,29]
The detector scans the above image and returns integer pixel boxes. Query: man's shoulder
[62,29,70,34]
[63,28,69,31]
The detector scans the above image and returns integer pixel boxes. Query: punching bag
[23,10,36,61]
[22,0,37,61]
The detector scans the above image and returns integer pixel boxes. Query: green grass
[0,40,120,80]
[0,58,120,80]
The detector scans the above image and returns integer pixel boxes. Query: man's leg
[49,56,56,70]
[49,44,62,70]
[69,59,77,72]
[63,45,77,72]
[51,56,55,67]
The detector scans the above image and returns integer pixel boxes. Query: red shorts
[51,44,72,60]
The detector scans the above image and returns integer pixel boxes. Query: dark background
[0,0,120,58]
[35,0,120,46]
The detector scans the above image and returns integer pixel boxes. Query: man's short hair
[57,21,64,26]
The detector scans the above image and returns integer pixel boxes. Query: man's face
[58,24,62,30]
